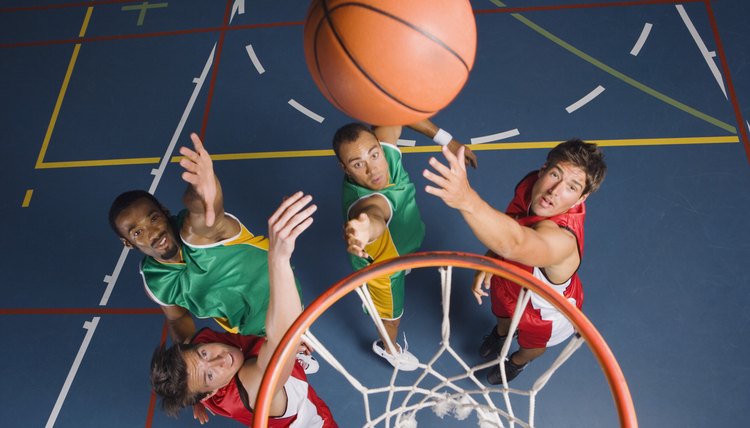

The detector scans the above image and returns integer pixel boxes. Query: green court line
[33,135,739,169]
[488,0,737,134]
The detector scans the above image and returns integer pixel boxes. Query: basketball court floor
[2,1,749,427]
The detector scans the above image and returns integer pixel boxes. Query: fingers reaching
[268,192,316,257]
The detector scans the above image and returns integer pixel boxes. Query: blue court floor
[2,1,749,427]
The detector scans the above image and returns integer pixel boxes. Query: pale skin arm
[344,195,390,259]
[423,146,579,290]
[179,133,239,245]
[237,192,316,414]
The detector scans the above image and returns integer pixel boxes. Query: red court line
[473,0,703,15]
[0,307,162,315]
[199,0,233,140]
[144,320,169,428]
[704,0,750,164]
[0,21,304,49]
[0,0,137,13]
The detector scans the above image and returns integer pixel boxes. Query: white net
[254,252,635,427]
[301,266,586,428]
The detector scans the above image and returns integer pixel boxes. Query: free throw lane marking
[470,129,521,144]
[566,85,606,113]
[675,4,726,99]
[46,317,100,428]
[245,44,265,74]
[630,23,653,56]
[488,0,736,134]
[288,99,324,123]
[22,189,34,207]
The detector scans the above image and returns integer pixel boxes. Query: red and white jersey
[191,329,337,427]
[490,172,586,348]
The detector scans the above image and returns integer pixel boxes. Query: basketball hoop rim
[253,251,637,427]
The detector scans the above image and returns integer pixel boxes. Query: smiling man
[333,121,475,371]
[423,139,606,383]
[109,133,297,346]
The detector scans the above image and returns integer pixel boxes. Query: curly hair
[150,344,209,417]
[544,139,607,195]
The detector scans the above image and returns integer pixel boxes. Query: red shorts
[490,275,581,349]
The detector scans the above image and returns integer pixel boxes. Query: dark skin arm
[372,119,478,168]
[179,133,240,245]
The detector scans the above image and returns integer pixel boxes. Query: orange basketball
[303,0,477,126]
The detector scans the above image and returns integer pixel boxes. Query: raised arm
[423,146,576,269]
[239,192,316,406]
[179,133,239,243]
[344,195,391,259]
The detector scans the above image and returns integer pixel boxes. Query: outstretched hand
[180,133,218,227]
[344,213,372,259]
[423,145,478,211]
[268,192,316,261]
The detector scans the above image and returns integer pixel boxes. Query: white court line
[149,43,216,194]
[396,139,416,147]
[47,41,220,428]
[99,246,130,306]
[46,317,100,428]
[230,0,245,23]
[288,99,325,123]
[630,23,653,56]
[565,85,605,113]
[676,5,727,99]
[470,128,520,145]
[245,44,265,74]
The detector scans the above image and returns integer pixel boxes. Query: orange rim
[253,251,637,427]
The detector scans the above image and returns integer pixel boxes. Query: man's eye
[207,372,213,381]
[133,229,141,237]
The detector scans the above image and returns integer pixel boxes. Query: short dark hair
[108,190,167,238]
[332,122,376,161]
[544,139,607,195]
[150,343,209,417]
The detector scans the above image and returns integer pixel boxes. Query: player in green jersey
[334,120,476,371]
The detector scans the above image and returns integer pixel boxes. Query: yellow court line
[79,6,93,37]
[36,157,162,169]
[35,136,739,169]
[35,6,93,169]
[22,189,34,207]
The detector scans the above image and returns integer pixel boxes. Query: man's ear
[120,237,133,249]
[538,163,548,176]
[573,193,589,207]
[339,161,349,176]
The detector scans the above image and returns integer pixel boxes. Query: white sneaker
[296,352,319,375]
[372,336,419,371]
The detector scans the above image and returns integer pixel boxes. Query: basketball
[303,0,477,126]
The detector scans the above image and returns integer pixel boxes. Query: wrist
[433,128,453,146]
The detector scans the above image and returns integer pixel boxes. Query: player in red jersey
[423,139,606,383]
[150,192,336,426]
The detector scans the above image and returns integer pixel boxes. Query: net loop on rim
[253,251,637,427]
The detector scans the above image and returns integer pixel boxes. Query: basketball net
[254,252,637,427]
